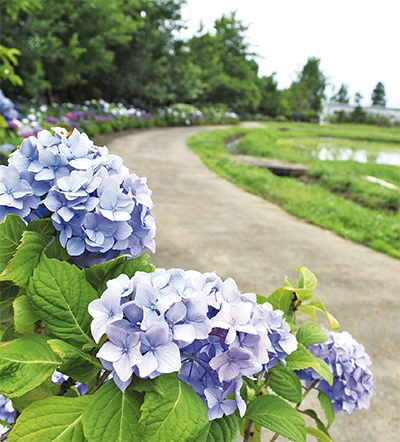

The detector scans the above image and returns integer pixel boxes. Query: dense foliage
[1,0,390,121]
[371,82,386,107]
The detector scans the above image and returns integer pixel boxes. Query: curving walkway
[100,125,400,441]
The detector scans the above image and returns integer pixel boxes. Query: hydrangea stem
[243,420,255,442]
[87,370,112,395]
[56,377,76,396]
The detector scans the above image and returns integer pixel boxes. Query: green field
[187,122,400,259]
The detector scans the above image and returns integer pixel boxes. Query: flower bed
[0,127,373,442]
[0,91,239,164]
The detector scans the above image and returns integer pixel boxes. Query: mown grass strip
[187,123,400,259]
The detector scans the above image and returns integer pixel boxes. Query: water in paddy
[287,138,400,166]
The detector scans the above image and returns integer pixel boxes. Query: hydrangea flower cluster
[0,90,20,123]
[0,394,14,435]
[89,269,297,419]
[0,127,156,263]
[297,330,374,414]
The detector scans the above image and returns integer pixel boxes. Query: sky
[179,0,400,108]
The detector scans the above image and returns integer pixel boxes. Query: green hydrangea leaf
[111,254,155,279]
[85,254,154,295]
[283,268,318,301]
[27,255,97,343]
[26,218,55,235]
[11,377,58,412]
[129,373,163,395]
[303,409,332,439]
[84,254,129,293]
[283,281,312,300]
[318,391,335,429]
[0,281,19,321]
[296,267,318,292]
[284,276,295,288]
[0,231,54,287]
[307,301,339,330]
[139,373,209,442]
[285,343,332,385]
[285,343,320,371]
[269,366,302,403]
[256,293,269,305]
[310,355,333,386]
[8,395,90,442]
[0,214,26,272]
[47,339,103,384]
[266,288,294,317]
[83,380,143,442]
[207,413,240,442]
[13,295,40,333]
[296,322,328,347]
[296,305,318,321]
[0,322,15,342]
[245,395,306,442]
[306,427,333,442]
[0,334,62,397]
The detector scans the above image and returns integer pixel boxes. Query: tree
[257,74,286,117]
[288,57,326,113]
[371,81,386,106]
[188,12,261,113]
[331,84,350,103]
[0,0,42,86]
[0,0,142,102]
[354,92,363,106]
[108,0,194,108]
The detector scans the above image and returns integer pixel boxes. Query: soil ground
[96,124,400,442]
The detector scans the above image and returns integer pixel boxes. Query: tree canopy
[1,0,385,117]
[371,81,386,107]
[331,84,350,103]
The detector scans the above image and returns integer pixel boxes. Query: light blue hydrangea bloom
[90,269,297,419]
[1,127,156,264]
[297,329,374,414]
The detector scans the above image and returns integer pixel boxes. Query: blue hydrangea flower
[0,127,156,263]
[88,286,124,343]
[204,386,237,420]
[0,90,20,122]
[96,325,143,382]
[0,394,14,436]
[0,165,38,220]
[90,269,297,420]
[296,330,374,414]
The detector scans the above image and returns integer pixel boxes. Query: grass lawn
[187,122,400,259]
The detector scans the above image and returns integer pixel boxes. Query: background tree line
[0,0,387,118]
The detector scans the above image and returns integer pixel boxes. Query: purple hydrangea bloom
[137,322,181,378]
[0,127,156,263]
[97,325,143,382]
[204,386,237,420]
[0,165,38,220]
[297,330,374,414]
[90,269,297,420]
[0,90,20,122]
[0,394,14,436]
[88,285,124,343]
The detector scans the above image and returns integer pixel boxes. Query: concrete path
[97,125,400,442]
